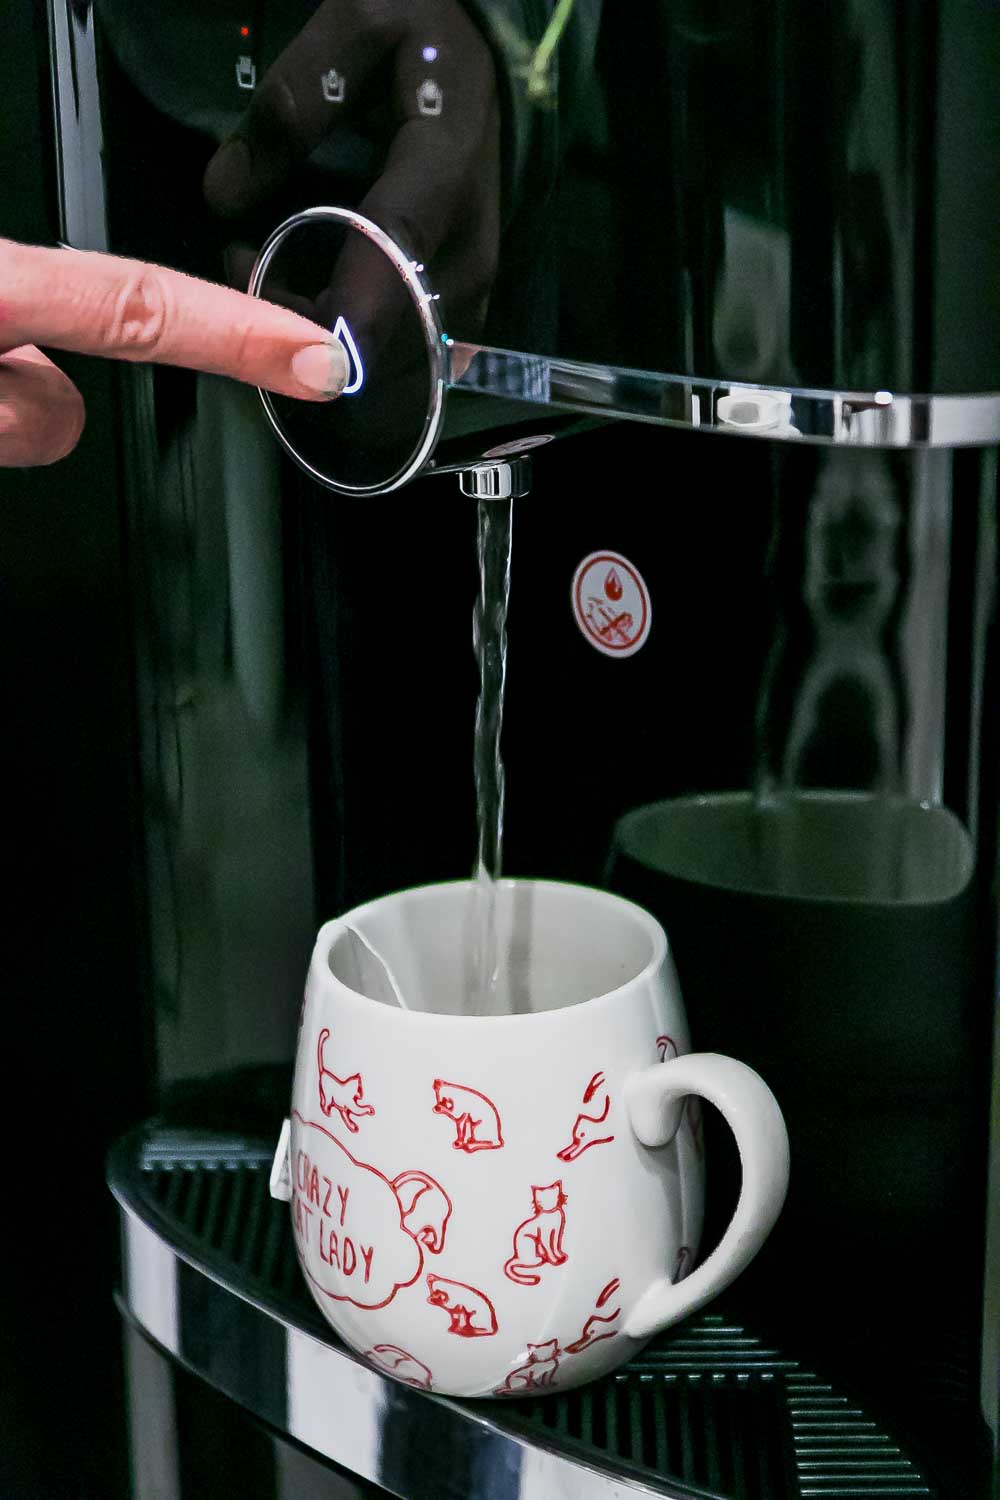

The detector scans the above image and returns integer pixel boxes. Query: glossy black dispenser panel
[38,2,1000,1498]
[83,0,1000,442]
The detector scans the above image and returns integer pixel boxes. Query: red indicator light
[240,25,249,37]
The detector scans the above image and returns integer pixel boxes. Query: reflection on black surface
[202,0,502,350]
[93,0,999,393]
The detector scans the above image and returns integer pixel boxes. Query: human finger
[0,238,348,399]
[0,345,86,467]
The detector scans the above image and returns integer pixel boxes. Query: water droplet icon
[332,314,365,395]
[604,568,623,601]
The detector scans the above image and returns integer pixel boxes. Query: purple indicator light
[422,46,438,62]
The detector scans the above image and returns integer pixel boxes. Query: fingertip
[288,340,350,400]
[0,380,85,467]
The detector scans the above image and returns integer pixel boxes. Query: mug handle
[623,1052,789,1340]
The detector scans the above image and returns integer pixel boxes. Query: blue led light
[422,45,438,61]
[332,314,365,395]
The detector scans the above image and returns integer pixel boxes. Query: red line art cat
[426,1274,498,1338]
[654,1039,703,1155]
[597,1277,620,1307]
[564,1277,623,1353]
[391,1170,452,1254]
[317,1028,375,1134]
[583,1071,606,1104]
[493,1278,625,1392]
[557,1093,614,1162]
[431,1079,504,1152]
[504,1182,568,1285]
[364,1345,433,1389]
[493,1339,560,1394]
[564,1307,621,1353]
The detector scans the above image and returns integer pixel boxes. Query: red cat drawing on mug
[655,1037,704,1156]
[317,1028,375,1134]
[426,1274,498,1337]
[493,1280,623,1393]
[557,1096,613,1161]
[494,1340,560,1394]
[504,1182,568,1285]
[431,1079,504,1152]
[364,1345,433,1390]
[557,1073,615,1162]
[564,1277,622,1352]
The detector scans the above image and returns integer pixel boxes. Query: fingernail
[0,403,15,434]
[290,341,349,399]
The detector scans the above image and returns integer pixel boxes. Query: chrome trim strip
[46,0,109,251]
[113,1194,700,1499]
[449,344,1000,450]
[249,207,447,496]
[122,1210,179,1356]
[124,1320,184,1500]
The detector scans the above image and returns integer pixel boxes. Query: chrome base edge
[114,1202,691,1500]
[110,1127,937,1500]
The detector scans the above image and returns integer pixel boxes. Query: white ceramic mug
[279,879,789,1398]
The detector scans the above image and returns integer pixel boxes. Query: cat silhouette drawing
[317,1028,375,1134]
[504,1182,568,1285]
[432,1079,504,1152]
[564,1276,622,1352]
[365,1345,432,1390]
[557,1094,614,1161]
[564,1305,621,1353]
[391,1170,452,1254]
[426,1274,498,1337]
[656,1035,678,1063]
[494,1339,560,1394]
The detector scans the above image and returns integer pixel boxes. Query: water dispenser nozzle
[459,457,533,501]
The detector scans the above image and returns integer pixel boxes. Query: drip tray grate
[110,1127,937,1500]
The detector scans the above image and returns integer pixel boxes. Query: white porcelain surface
[287,879,789,1398]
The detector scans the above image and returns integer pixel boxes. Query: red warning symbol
[571,552,651,658]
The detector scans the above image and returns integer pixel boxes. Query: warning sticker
[571,551,651,658]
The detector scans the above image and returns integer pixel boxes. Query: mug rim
[312,876,669,1026]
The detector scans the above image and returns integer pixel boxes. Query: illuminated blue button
[332,315,365,395]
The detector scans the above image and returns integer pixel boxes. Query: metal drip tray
[110,1126,937,1500]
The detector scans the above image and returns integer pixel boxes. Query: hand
[0,237,348,468]
[203,0,501,341]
